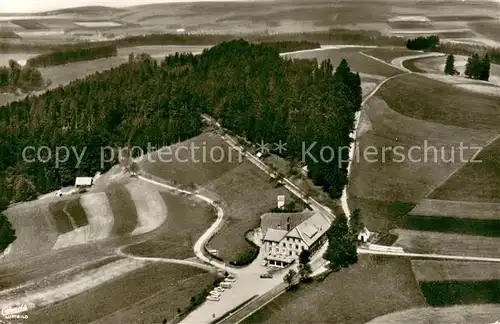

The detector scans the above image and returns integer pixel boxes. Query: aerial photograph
[0,0,499,323]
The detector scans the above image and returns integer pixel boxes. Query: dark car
[260,273,273,279]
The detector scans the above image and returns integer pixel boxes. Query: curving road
[136,174,244,274]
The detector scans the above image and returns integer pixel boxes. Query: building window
[289,243,292,248]
[296,245,299,249]
[282,242,286,247]
[289,251,292,256]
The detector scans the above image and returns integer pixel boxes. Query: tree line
[26,44,118,67]
[406,35,500,66]
[0,29,405,53]
[0,59,46,93]
[445,53,490,81]
[195,40,362,198]
[0,39,361,251]
[406,35,440,51]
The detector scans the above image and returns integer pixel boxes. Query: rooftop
[75,177,93,186]
[261,210,313,236]
[263,228,288,242]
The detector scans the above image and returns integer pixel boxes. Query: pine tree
[349,208,364,236]
[0,213,16,251]
[324,213,358,271]
[444,54,456,75]
[480,54,490,81]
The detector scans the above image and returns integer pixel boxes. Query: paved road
[137,174,243,274]
[215,282,288,324]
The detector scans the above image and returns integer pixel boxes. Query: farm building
[261,211,329,267]
[74,177,93,189]
[357,227,371,242]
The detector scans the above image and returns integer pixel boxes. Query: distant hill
[41,6,126,16]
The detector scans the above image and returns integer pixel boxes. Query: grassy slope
[349,197,415,231]
[40,56,127,88]
[429,136,500,202]
[106,182,139,236]
[49,197,89,234]
[3,199,60,259]
[377,74,500,131]
[394,229,500,257]
[27,263,217,324]
[412,260,500,282]
[350,95,495,202]
[366,304,500,324]
[243,255,425,324]
[469,21,500,42]
[362,47,423,63]
[140,132,240,187]
[206,161,293,262]
[125,190,215,260]
[49,200,75,234]
[283,48,402,77]
[420,281,500,306]
[0,244,110,290]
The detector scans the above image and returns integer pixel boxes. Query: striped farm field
[412,260,500,282]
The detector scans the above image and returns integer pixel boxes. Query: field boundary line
[422,132,500,199]
[62,201,78,230]
[359,51,408,73]
[358,247,500,262]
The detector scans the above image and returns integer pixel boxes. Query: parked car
[206,295,220,301]
[209,290,221,297]
[224,277,236,283]
[227,274,236,279]
[260,273,273,279]
[220,282,232,289]
[214,287,224,293]
[261,260,267,266]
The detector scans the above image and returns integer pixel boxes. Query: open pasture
[398,199,500,236]
[124,188,215,260]
[410,199,500,220]
[242,255,425,324]
[362,47,423,63]
[283,47,401,77]
[429,136,500,203]
[105,182,138,236]
[412,259,500,282]
[206,160,293,262]
[420,280,500,306]
[11,19,48,29]
[405,54,500,87]
[27,263,217,324]
[377,73,500,131]
[39,56,127,88]
[3,198,60,259]
[49,197,88,234]
[394,229,500,258]
[470,21,500,42]
[349,95,495,203]
[349,196,415,231]
[0,243,110,291]
[140,132,241,188]
[366,304,500,324]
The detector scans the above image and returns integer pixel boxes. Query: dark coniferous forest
[0,39,360,217]
[26,44,118,67]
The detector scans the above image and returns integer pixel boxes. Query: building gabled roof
[260,210,314,237]
[287,212,330,247]
[75,177,93,186]
[263,228,288,242]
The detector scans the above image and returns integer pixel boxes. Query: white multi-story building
[261,211,330,267]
